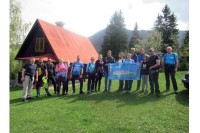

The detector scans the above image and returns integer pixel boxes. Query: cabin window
[35,38,45,52]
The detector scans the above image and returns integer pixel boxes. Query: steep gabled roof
[16,19,98,64]
[38,19,98,63]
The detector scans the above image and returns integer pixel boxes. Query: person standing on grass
[46,58,57,94]
[86,57,96,94]
[117,52,125,91]
[21,57,38,102]
[55,58,68,96]
[62,59,70,95]
[70,55,85,94]
[130,48,139,91]
[123,53,135,94]
[103,50,115,92]
[140,54,149,94]
[147,48,161,97]
[137,48,145,91]
[95,54,104,92]
[36,58,51,97]
[161,46,179,94]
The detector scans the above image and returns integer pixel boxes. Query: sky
[19,0,189,37]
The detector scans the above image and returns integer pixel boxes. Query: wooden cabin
[15,19,98,63]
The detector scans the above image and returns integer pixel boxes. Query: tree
[129,22,140,48]
[154,4,179,53]
[101,10,128,59]
[10,0,31,79]
[135,30,163,53]
[179,31,189,70]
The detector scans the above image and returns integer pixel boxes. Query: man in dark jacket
[147,48,161,97]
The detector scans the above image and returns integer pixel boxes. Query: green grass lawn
[10,71,189,133]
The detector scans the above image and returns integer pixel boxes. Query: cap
[149,48,154,52]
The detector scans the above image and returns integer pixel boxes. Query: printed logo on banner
[108,63,141,80]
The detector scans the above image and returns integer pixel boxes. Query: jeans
[71,75,83,93]
[87,73,95,92]
[95,74,103,91]
[149,70,160,94]
[118,80,124,90]
[164,65,178,91]
[57,76,66,94]
[104,71,112,91]
[48,75,57,92]
[125,80,133,91]
[141,74,148,91]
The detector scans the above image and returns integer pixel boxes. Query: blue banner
[108,63,141,80]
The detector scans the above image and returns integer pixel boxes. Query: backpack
[162,53,178,68]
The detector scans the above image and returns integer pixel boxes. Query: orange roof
[37,19,98,64]
[16,54,57,62]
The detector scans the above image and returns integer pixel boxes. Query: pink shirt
[56,63,68,75]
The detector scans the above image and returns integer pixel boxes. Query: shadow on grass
[10,87,177,107]
[175,89,189,106]
[57,90,170,107]
[10,94,59,105]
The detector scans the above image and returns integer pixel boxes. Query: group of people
[21,46,179,102]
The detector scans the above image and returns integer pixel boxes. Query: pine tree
[154,4,179,53]
[179,31,189,70]
[129,22,140,48]
[101,10,128,59]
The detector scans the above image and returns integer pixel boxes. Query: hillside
[89,29,187,52]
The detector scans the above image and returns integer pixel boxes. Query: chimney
[55,21,65,28]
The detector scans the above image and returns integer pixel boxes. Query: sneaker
[165,89,170,92]
[103,89,107,92]
[57,92,61,96]
[174,91,179,94]
[27,97,34,100]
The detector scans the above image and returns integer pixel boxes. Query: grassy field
[10,71,189,133]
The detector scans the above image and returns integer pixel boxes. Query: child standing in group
[140,54,149,94]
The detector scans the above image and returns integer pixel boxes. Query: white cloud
[19,0,189,37]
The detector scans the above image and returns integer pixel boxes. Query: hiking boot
[139,90,144,93]
[79,91,85,94]
[22,98,27,102]
[47,93,51,96]
[148,92,154,95]
[144,90,148,94]
[36,91,40,97]
[156,94,161,98]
